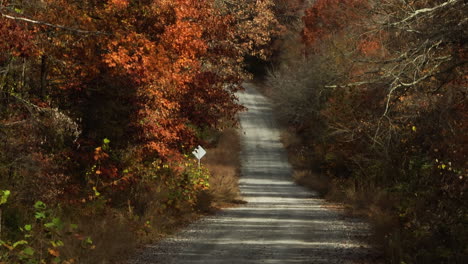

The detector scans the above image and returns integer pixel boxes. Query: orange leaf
[48,248,60,257]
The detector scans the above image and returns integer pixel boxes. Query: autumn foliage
[269,0,467,263]
[301,0,370,49]
[0,0,282,262]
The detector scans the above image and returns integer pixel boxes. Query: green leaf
[52,217,63,229]
[51,240,64,247]
[34,201,46,210]
[44,218,63,229]
[12,240,28,248]
[24,224,32,231]
[0,190,10,205]
[44,222,55,228]
[92,186,101,197]
[69,223,78,230]
[22,247,35,256]
[84,237,93,245]
[103,138,110,144]
[35,211,46,220]
[14,8,23,14]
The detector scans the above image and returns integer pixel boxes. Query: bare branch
[0,13,109,35]
[389,0,462,27]
[0,120,29,128]
[324,80,383,89]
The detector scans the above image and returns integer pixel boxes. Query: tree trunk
[40,55,48,99]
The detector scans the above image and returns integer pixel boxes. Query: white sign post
[192,145,206,168]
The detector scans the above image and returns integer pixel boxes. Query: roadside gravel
[128,83,375,264]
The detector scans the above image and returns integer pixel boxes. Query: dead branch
[1,13,109,35]
[389,0,462,27]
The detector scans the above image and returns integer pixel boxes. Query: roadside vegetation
[0,0,290,263]
[203,128,243,209]
[266,1,467,263]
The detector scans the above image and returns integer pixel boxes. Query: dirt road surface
[129,83,374,264]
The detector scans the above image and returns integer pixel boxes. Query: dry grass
[280,129,389,263]
[53,206,137,264]
[203,128,243,208]
[280,130,331,196]
[56,181,210,264]
[95,127,243,262]
[0,128,243,264]
[58,128,243,263]
[293,170,330,196]
[69,211,138,264]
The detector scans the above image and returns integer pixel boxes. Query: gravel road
[129,83,374,264]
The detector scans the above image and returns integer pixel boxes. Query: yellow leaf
[412,126,417,132]
[92,187,101,197]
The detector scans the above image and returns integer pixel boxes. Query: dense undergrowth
[265,0,467,263]
[0,0,289,263]
[0,135,232,263]
[0,126,241,264]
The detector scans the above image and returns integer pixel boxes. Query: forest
[267,0,467,263]
[0,0,466,263]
